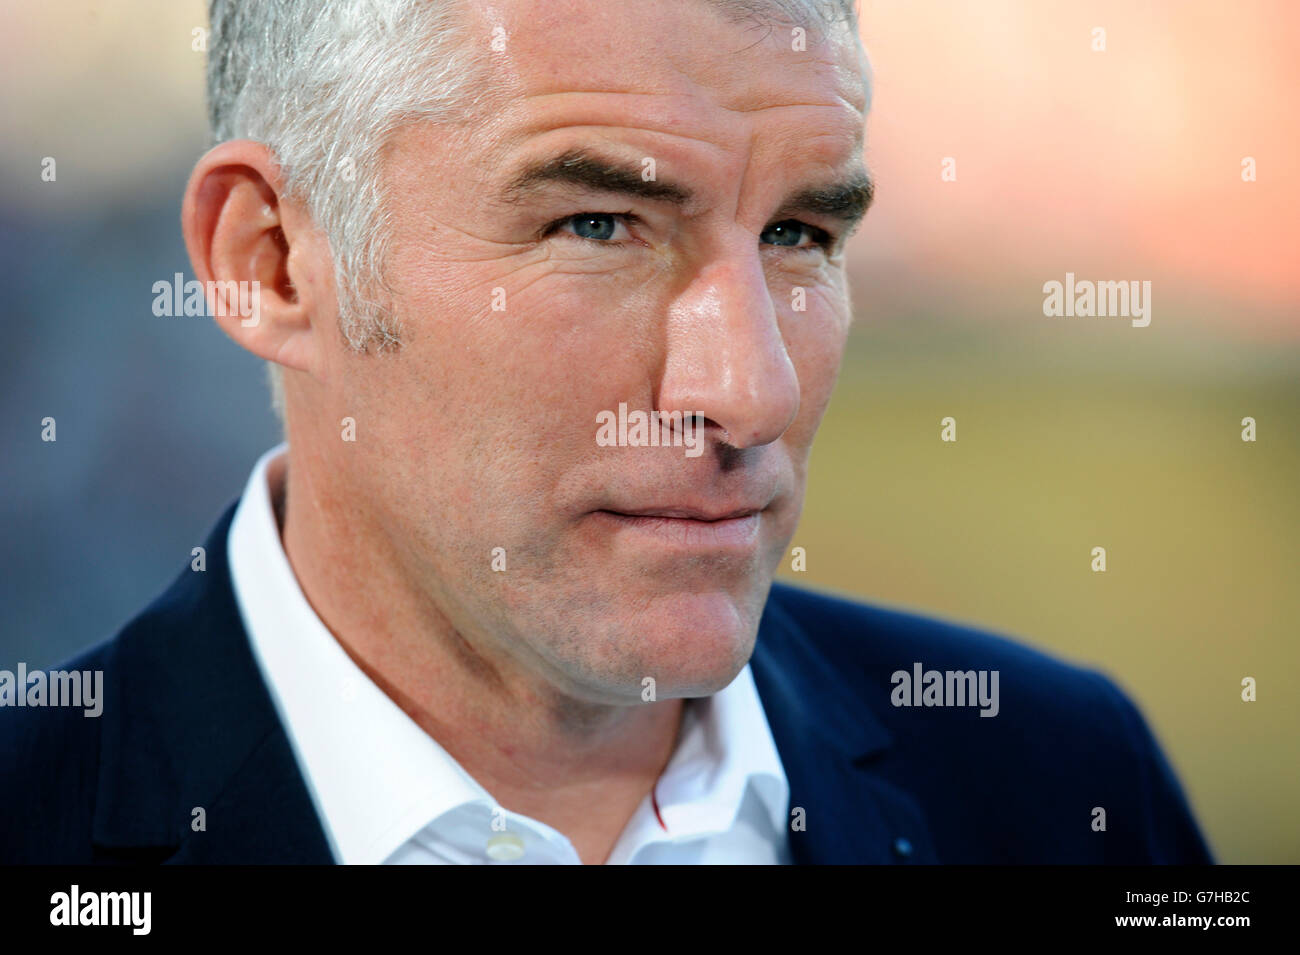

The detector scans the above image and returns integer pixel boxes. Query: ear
[181,139,332,374]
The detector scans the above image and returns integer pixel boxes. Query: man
[0,0,1211,864]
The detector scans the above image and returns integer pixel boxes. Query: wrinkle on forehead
[466,0,870,122]
[428,0,872,235]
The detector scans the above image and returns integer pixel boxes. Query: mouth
[591,505,764,551]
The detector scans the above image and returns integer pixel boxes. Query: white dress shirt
[227,445,791,864]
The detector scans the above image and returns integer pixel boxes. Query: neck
[272,449,684,864]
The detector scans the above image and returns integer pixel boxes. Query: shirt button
[892,836,914,859]
[486,833,526,862]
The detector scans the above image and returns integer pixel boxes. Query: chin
[606,587,763,699]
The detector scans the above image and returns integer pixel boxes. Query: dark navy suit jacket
[0,503,1213,864]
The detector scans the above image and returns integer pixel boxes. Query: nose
[656,255,800,450]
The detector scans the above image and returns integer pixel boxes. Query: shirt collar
[655,664,790,840]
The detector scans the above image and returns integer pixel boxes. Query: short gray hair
[205,0,863,416]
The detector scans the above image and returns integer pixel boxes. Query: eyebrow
[774,173,875,227]
[504,149,694,207]
[502,147,874,226]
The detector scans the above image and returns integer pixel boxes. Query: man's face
[320,0,870,703]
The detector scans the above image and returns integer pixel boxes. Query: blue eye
[564,213,620,240]
[761,220,829,249]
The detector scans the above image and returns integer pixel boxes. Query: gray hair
[204,0,863,417]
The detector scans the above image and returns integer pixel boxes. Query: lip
[591,508,763,551]
[608,505,761,522]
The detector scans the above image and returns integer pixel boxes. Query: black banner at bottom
[0,864,1286,940]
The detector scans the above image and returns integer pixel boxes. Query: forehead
[464,0,869,160]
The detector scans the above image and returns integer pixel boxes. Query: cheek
[352,261,653,517]
[400,245,662,371]
[780,287,851,442]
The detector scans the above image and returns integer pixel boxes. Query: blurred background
[1,0,1295,862]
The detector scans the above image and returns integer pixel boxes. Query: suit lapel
[750,588,938,864]
[91,502,334,864]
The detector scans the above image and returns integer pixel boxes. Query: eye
[548,213,633,243]
[761,219,832,250]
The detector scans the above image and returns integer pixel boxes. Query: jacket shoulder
[0,501,244,864]
[763,582,1214,863]
[768,581,1097,686]
[0,638,117,862]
